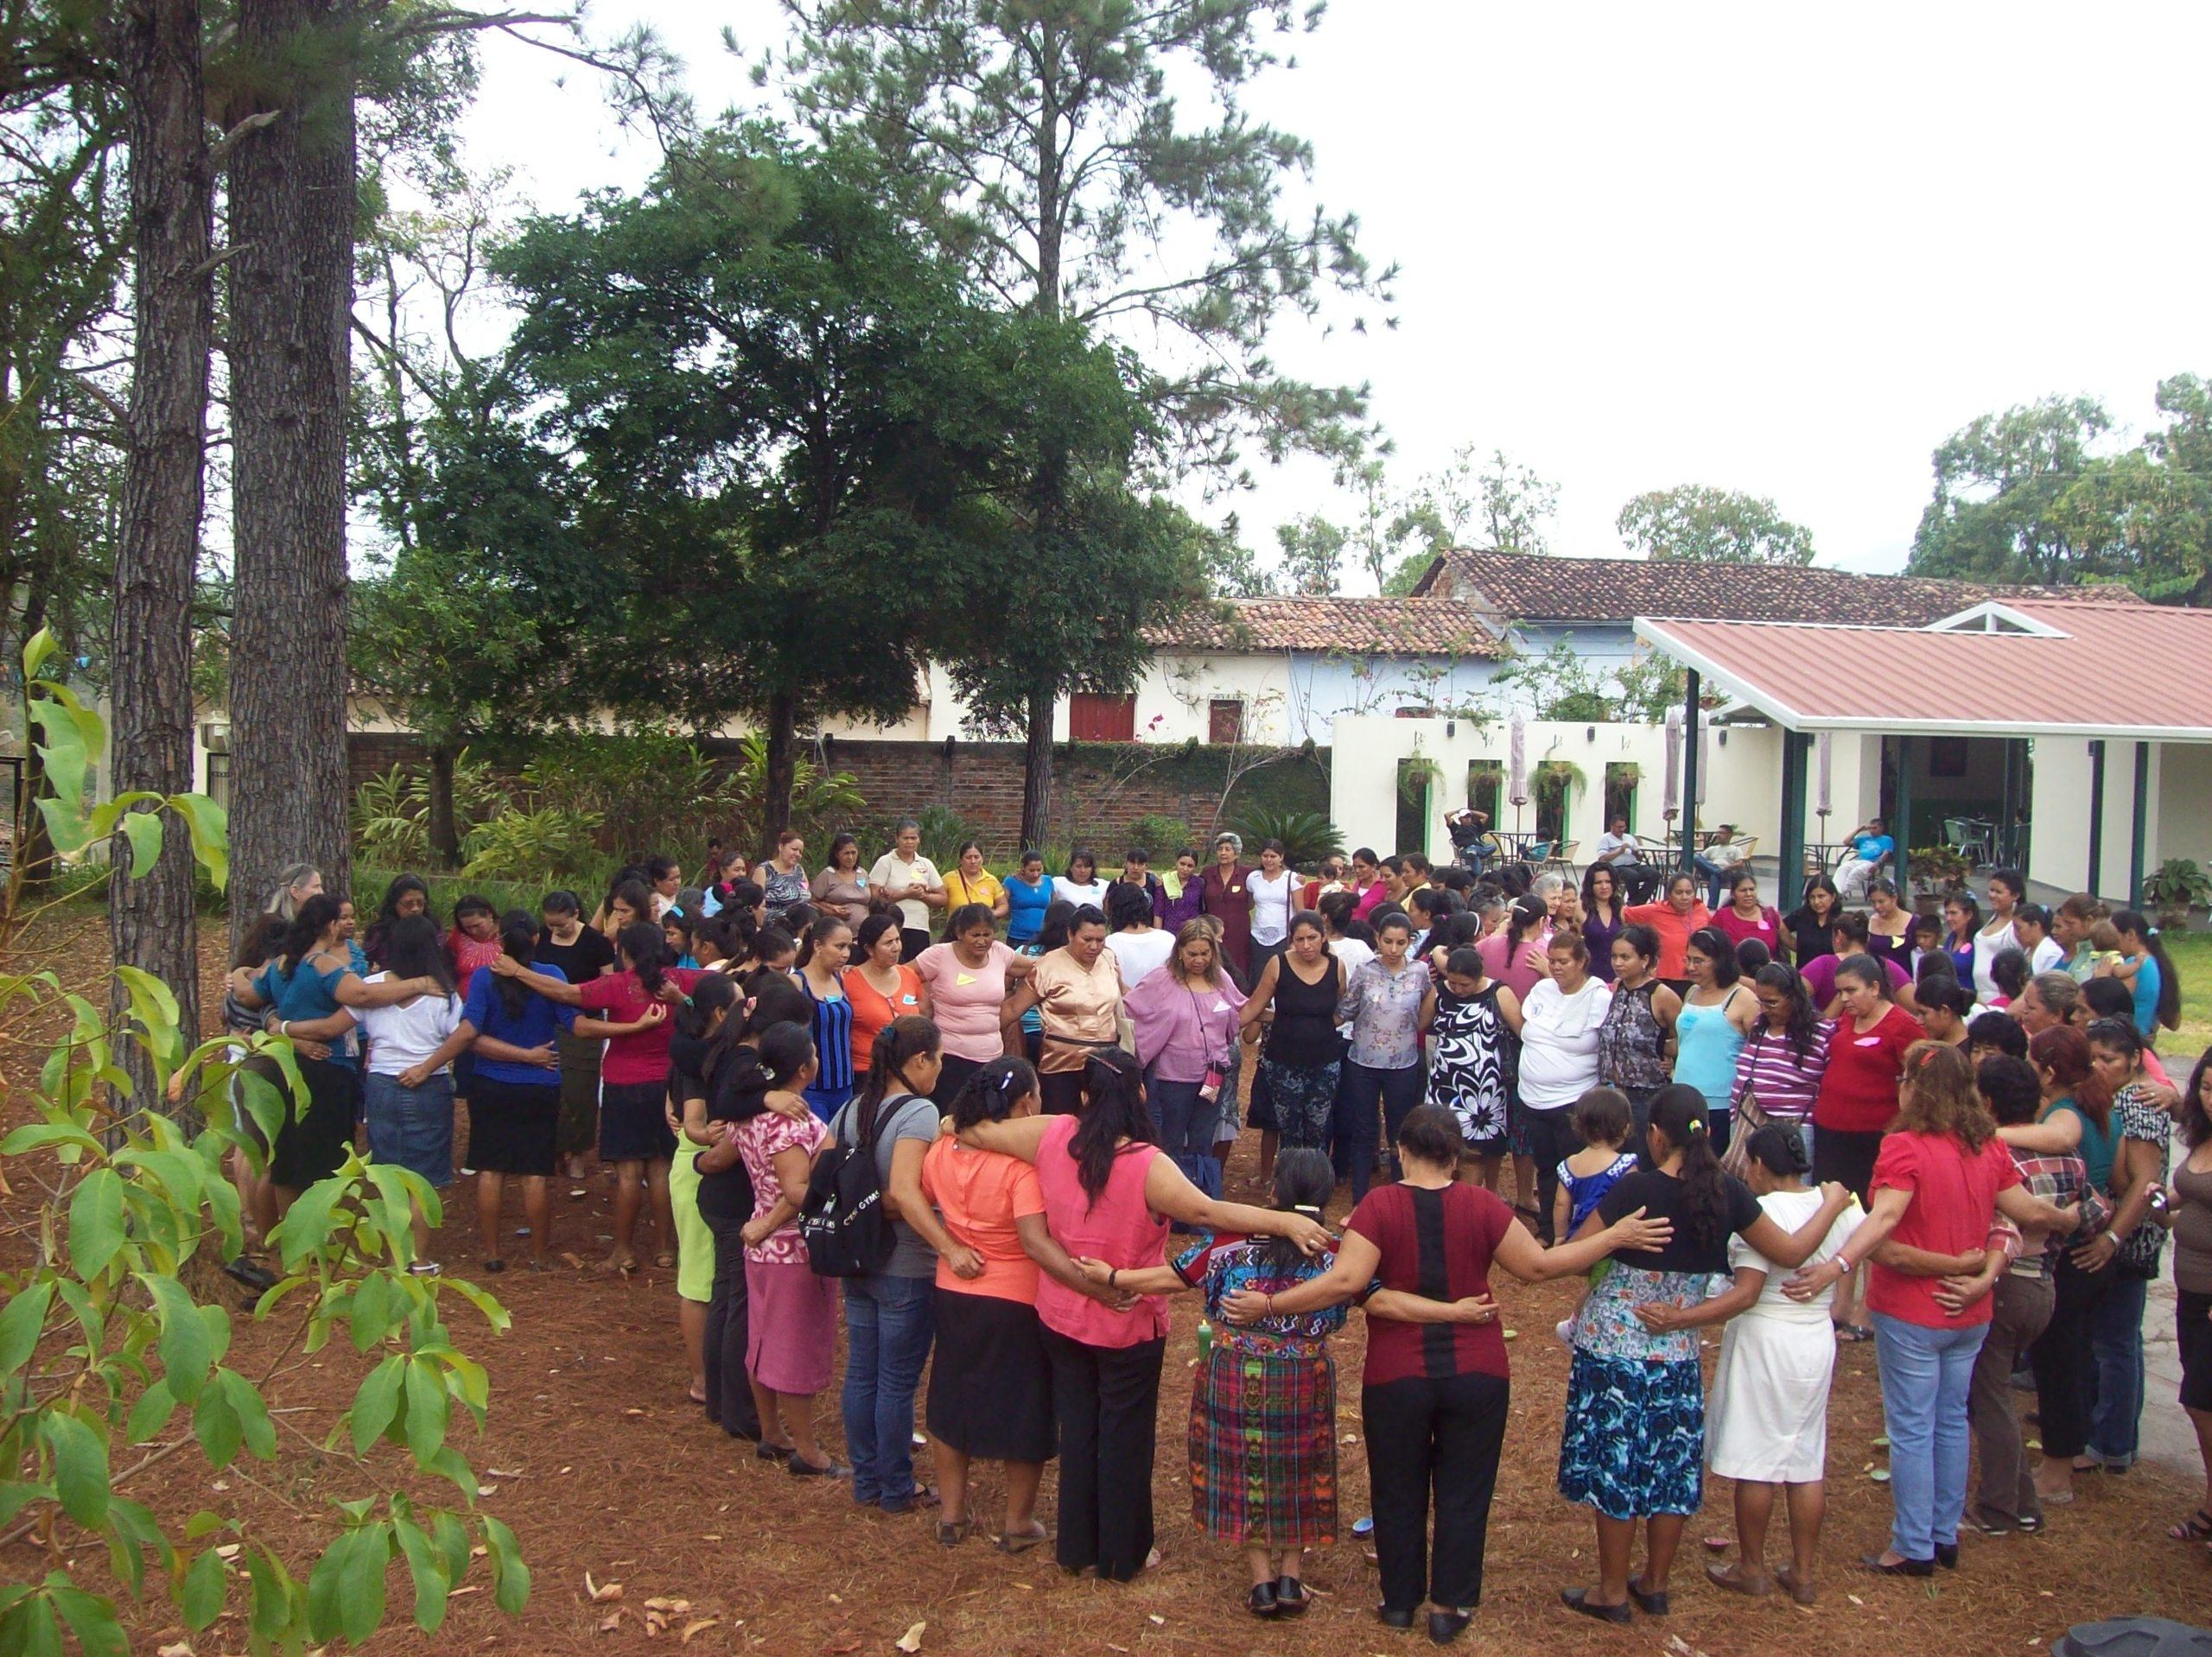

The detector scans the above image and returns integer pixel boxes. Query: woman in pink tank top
[959,1049,1329,1583]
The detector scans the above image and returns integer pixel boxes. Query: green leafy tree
[2,629,525,1653]
[1617,483,1815,565]
[1905,396,2113,585]
[1274,512,1348,595]
[772,0,1389,843]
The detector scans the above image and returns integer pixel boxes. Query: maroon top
[1346,1181,1514,1386]
[1198,862,1255,978]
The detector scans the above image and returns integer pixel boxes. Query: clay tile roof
[1151,597,1508,657]
[1410,547,2136,626]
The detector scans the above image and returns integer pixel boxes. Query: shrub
[1227,804,1344,868]
[461,804,605,882]
[1121,813,1197,860]
[3,630,524,1652]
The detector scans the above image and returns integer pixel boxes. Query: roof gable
[1150,597,1507,657]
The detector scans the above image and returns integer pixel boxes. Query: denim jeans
[842,1273,936,1507]
[1693,855,1741,911]
[361,1071,454,1188]
[1872,1311,1987,1560]
[1149,1076,1221,1199]
[2086,1273,2150,1468]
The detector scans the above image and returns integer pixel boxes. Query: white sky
[458,1,2212,582]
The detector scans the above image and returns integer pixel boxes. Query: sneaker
[1554,1317,1574,1346]
[407,1260,442,1277]
[224,1255,278,1293]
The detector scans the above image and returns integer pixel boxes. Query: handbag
[1718,1082,1773,1181]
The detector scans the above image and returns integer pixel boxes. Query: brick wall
[346,733,1325,857]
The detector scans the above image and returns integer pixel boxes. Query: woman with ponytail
[1556,1086,1853,1622]
[1637,1124,1864,1604]
[830,1017,979,1514]
[1783,1043,2075,1577]
[490,920,704,1272]
[667,973,741,1406]
[920,1057,1084,1550]
[957,1048,1331,1584]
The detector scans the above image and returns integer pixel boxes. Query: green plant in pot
[2142,857,2211,932]
[1906,845,1973,912]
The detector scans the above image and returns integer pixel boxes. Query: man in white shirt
[1592,814,1657,902]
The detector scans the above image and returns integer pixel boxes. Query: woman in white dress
[1632,1121,1862,1606]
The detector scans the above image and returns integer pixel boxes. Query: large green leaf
[139,1273,214,1402]
[181,1546,227,1631]
[171,792,228,890]
[339,1525,390,1644]
[391,1507,449,1634]
[0,1279,53,1374]
[118,807,162,878]
[48,1582,125,1657]
[41,1411,109,1527]
[192,1382,242,1470]
[348,1354,405,1455]
[67,1170,125,1280]
[402,1357,448,1464]
[482,1514,530,1614]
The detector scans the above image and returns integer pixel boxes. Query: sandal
[598,1250,638,1276]
[2170,1509,2212,1542]
[653,1250,677,1269]
[1705,1563,1772,1597]
[1834,1324,1874,1343]
[1774,1565,1817,1606]
[937,1519,971,1547]
[995,1524,1050,1554]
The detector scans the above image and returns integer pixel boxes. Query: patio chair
[1942,816,1992,867]
[1546,840,1580,881]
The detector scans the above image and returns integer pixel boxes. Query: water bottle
[1196,1318,1214,1357]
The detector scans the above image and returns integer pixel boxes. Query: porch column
[2130,740,2150,908]
[1679,670,1701,872]
[1892,735,1914,875]
[2087,740,2107,898]
[1777,729,1808,908]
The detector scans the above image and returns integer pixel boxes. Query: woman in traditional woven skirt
[1077,1150,1344,1620]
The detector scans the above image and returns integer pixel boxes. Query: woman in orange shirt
[1624,870,1713,994]
[843,914,931,1082]
[921,1056,1106,1548]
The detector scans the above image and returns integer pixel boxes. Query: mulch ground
[3,905,2208,1656]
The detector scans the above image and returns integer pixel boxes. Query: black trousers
[2028,1249,2113,1461]
[931,1052,984,1109]
[1042,1329,1165,1581]
[702,1210,762,1440]
[1363,1371,1510,1615]
[1522,1107,1581,1244]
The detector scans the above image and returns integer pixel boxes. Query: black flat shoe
[224,1256,278,1292]
[1377,1604,1416,1631]
[1274,1578,1309,1617]
[1427,1609,1471,1645]
[1859,1553,1934,1577]
[1246,1583,1279,1619]
[1560,1589,1631,1624]
[755,1442,793,1463]
[787,1455,846,1478]
[1935,1542,1959,1570]
[1628,1578,1669,1616]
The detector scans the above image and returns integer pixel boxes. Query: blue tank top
[1672,985,1749,1110]
[253,955,358,1070]
[1006,875,1052,944]
[803,973,855,1095]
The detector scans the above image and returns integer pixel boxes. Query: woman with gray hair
[263,862,323,921]
[1198,831,1256,984]
[868,819,945,962]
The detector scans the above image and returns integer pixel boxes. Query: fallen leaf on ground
[645,1598,692,1613]
[585,1571,623,1603]
[598,1610,623,1634]
[213,1544,241,1561]
[476,1483,499,1497]
[894,1622,926,1653]
[680,1618,720,1644]
[486,1467,524,1478]
[157,1644,194,1657]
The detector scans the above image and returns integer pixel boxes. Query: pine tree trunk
[225,0,356,950]
[1020,680,1053,852]
[111,0,213,1090]
[426,743,460,867]
[9,580,57,905]
[760,692,797,860]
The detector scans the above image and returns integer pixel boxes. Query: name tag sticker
[1854,1036,1883,1047]
[1213,1000,1229,1013]
[901,994,918,1006]
[956,973,976,987]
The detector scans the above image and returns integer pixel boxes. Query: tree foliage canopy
[1615,483,1815,565]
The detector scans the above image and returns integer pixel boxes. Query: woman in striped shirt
[1733,963,1833,1165]
[798,915,858,1121]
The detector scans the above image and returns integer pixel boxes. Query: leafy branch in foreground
[1,629,525,1654]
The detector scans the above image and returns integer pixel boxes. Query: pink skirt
[746,1257,838,1395]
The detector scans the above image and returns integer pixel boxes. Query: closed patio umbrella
[1508,714,1528,809]
[1662,705,1681,817]
[1815,730,1833,816]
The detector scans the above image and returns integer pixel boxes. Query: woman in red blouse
[1809,954,1924,1337]
[1623,872,1711,990]
[1198,833,1256,983]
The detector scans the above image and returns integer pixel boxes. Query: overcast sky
[458,1,2212,583]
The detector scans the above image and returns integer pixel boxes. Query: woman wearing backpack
[830,1017,987,1514]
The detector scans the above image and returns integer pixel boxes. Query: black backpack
[798,1094,906,1278]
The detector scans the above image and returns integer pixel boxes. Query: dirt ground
[3,908,2209,1656]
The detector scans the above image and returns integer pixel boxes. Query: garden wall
[346,733,1331,858]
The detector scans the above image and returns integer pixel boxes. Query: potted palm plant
[2142,857,2211,934]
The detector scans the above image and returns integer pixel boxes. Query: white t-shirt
[1330,936,1375,1038]
[1730,1188,1866,1323]
[2028,936,2065,975]
[1249,869,1295,946]
[1105,928,1175,987]
[869,852,943,931]
[1516,975,1613,1110]
[1053,875,1111,911]
[1593,831,1641,865]
[355,974,466,1076]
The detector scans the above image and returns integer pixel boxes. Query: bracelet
[1265,1293,1276,1317]
[1108,1268,1119,1289]
[279,1020,289,1038]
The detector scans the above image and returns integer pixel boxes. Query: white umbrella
[1695,718,1710,806]
[1815,730,1833,815]
[1662,705,1681,817]
[1508,714,1528,808]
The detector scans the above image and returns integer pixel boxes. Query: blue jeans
[1872,1311,1986,1560]
[2086,1273,2150,1468]
[1149,1075,1221,1200]
[361,1071,454,1188]
[842,1274,936,1507]
[1693,855,1740,911]
[1335,1062,1426,1200]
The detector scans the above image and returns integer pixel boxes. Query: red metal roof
[1635,600,2212,739]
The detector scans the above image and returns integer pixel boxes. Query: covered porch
[1634,600,2212,908]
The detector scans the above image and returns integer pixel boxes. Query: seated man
[1591,812,1657,902]
[1834,815,1895,900]
[1693,823,1748,909]
[1444,807,1498,875]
